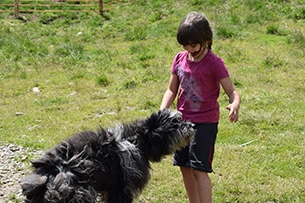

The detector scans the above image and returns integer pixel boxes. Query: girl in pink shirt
[160,12,240,203]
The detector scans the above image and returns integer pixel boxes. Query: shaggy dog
[20,109,195,203]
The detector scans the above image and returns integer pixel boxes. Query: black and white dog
[20,109,195,203]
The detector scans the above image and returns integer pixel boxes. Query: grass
[1,0,305,202]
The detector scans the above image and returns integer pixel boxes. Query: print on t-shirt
[176,64,203,111]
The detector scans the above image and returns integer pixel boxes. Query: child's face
[183,43,206,60]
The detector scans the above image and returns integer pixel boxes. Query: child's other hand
[226,104,239,123]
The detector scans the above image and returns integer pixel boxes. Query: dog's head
[21,145,97,203]
[21,169,97,203]
[141,109,195,162]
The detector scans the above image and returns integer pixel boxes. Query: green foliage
[55,43,84,59]
[288,30,305,49]
[266,24,287,36]
[39,13,59,24]
[292,7,305,20]
[0,0,305,202]
[125,26,147,41]
[96,75,110,87]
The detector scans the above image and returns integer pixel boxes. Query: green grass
[1,0,305,202]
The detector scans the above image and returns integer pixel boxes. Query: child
[160,12,240,203]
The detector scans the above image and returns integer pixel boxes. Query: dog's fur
[20,109,195,203]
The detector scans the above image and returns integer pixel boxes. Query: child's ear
[207,41,212,49]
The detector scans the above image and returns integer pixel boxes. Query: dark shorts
[173,123,218,173]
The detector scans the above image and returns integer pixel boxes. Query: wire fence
[0,0,105,18]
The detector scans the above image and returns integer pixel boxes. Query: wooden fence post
[14,0,19,19]
[98,0,103,15]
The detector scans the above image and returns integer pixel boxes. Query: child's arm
[160,74,180,110]
[220,77,241,122]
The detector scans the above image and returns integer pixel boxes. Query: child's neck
[189,47,208,62]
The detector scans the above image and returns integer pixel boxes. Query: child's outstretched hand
[226,103,239,123]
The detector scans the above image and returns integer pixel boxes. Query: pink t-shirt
[171,49,229,123]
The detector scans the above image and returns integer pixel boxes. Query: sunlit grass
[0,0,304,202]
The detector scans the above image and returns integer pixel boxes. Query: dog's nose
[175,111,183,121]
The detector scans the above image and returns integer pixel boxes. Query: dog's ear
[31,153,63,169]
[20,173,48,196]
[31,156,50,167]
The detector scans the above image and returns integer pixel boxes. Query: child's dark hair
[177,12,213,49]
